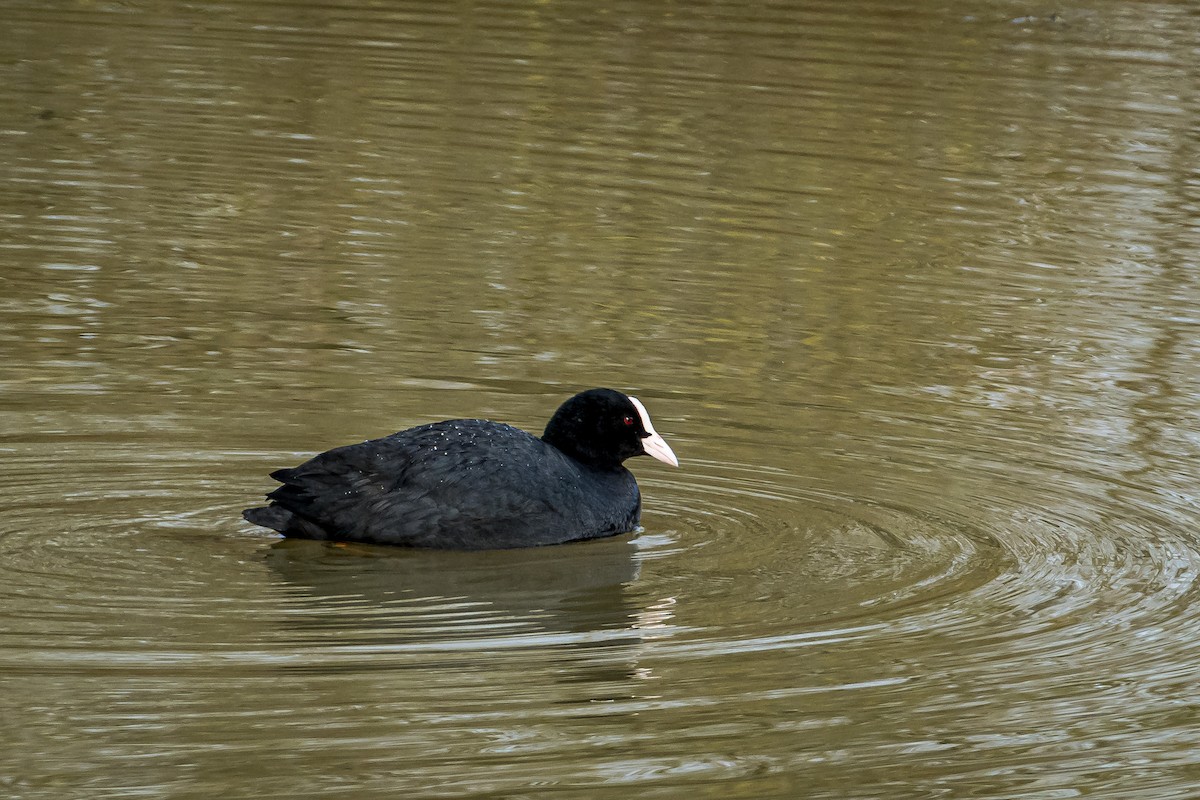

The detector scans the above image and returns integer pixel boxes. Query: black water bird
[242,388,679,549]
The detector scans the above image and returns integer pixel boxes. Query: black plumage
[242,388,678,549]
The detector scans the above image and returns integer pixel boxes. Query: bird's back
[244,419,641,549]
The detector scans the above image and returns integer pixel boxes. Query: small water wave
[5,443,1197,679]
[3,419,1200,800]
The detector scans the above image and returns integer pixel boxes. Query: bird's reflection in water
[264,535,651,695]
[265,533,645,643]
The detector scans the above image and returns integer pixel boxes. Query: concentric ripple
[5,423,1200,800]
[5,441,1198,677]
[638,457,1014,635]
[642,450,1200,653]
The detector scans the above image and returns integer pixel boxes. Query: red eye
[623,415,635,426]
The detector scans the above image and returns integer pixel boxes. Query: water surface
[3,1,1200,798]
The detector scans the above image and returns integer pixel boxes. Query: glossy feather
[243,389,674,549]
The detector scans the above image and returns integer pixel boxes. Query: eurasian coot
[242,388,678,549]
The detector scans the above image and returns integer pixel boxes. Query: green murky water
[3,1,1199,797]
